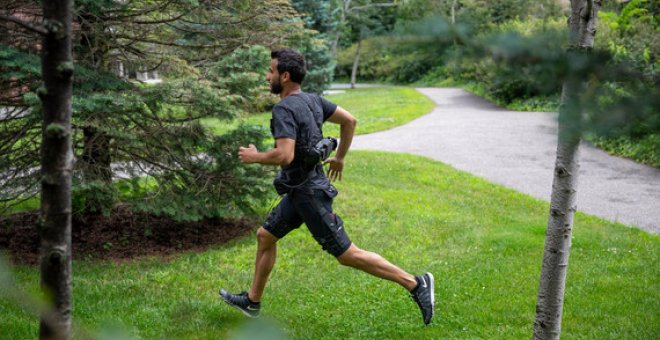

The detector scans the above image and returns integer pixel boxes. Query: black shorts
[263,185,352,257]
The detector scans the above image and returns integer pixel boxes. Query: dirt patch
[0,205,258,265]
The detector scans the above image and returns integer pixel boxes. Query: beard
[270,77,283,94]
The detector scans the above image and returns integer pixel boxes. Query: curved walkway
[351,88,660,234]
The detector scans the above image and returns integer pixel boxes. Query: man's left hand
[238,144,258,163]
[323,157,344,182]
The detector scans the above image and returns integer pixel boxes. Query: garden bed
[0,205,257,265]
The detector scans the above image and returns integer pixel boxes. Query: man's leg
[337,244,417,291]
[220,194,302,318]
[337,243,435,325]
[219,228,280,318]
[248,227,279,302]
[296,188,435,324]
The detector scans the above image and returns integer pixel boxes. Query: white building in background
[112,60,162,84]
[135,70,161,84]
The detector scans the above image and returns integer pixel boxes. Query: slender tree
[331,0,399,57]
[336,0,399,87]
[533,1,601,339]
[350,28,364,89]
[450,0,457,24]
[331,0,351,57]
[0,0,76,337]
[38,0,74,337]
[0,0,75,337]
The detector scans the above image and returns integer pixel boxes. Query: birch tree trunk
[533,1,600,339]
[38,0,74,338]
[350,29,363,89]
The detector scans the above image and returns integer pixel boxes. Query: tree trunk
[331,31,341,59]
[451,0,457,24]
[533,1,600,339]
[331,0,351,58]
[350,29,363,89]
[78,13,114,215]
[38,0,74,338]
[81,126,113,214]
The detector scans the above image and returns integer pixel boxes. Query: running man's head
[267,48,306,95]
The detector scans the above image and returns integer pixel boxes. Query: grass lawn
[1,151,658,339]
[201,87,435,138]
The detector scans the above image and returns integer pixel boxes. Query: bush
[126,124,273,221]
[475,18,566,104]
[588,133,659,167]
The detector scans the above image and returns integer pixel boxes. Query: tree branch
[113,33,243,49]
[95,0,176,19]
[0,15,48,35]
[351,2,399,12]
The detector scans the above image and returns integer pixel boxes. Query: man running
[219,48,435,325]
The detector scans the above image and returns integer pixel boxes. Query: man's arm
[324,106,357,181]
[238,138,295,166]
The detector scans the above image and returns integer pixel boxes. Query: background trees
[1,0,335,221]
[333,0,658,166]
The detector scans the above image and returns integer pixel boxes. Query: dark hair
[271,48,306,84]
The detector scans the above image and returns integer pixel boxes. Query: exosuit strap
[293,93,323,133]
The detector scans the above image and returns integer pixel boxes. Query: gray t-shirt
[270,92,338,189]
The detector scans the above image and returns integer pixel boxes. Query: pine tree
[0,1,308,221]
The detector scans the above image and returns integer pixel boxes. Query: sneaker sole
[426,272,435,322]
[220,292,260,318]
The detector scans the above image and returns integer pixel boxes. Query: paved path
[351,88,660,234]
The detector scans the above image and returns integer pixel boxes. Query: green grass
[323,87,435,136]
[2,151,658,339]
[200,87,435,138]
[1,196,39,215]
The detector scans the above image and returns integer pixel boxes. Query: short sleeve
[271,105,297,140]
[319,96,338,121]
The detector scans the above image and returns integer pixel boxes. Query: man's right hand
[238,144,258,164]
[324,157,344,182]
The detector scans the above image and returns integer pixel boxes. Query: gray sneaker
[219,289,260,318]
[410,272,435,325]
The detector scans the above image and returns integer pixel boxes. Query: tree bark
[533,1,600,339]
[38,0,74,338]
[78,12,114,215]
[331,0,351,58]
[350,29,363,89]
[81,126,113,214]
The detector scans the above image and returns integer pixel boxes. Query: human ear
[281,71,290,83]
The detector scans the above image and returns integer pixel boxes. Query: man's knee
[256,227,278,247]
[337,244,362,267]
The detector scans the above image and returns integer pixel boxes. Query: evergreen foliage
[290,0,336,94]
[0,1,320,219]
[291,28,336,94]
